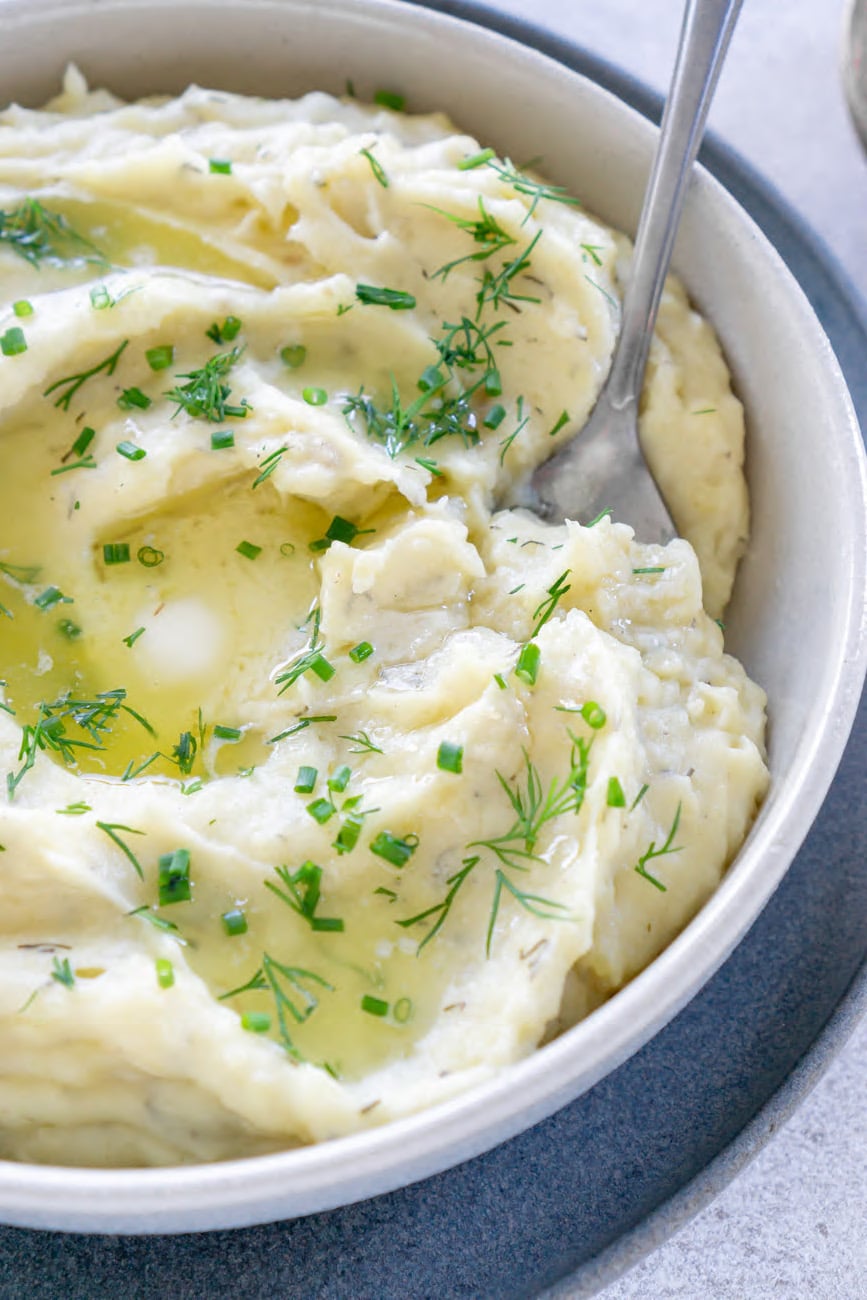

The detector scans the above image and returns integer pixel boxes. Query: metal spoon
[526,0,743,542]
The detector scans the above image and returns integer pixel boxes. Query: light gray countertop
[473,0,867,1294]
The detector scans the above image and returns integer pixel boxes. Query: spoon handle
[606,0,743,412]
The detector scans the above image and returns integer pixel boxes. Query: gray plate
[0,6,865,1297]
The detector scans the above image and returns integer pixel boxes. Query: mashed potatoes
[0,71,767,1167]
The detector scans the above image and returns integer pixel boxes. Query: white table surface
[471,0,867,1295]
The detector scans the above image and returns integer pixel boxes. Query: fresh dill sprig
[0,198,107,268]
[0,559,40,586]
[165,347,250,422]
[7,688,154,798]
[95,820,146,879]
[469,737,592,871]
[531,569,572,636]
[485,869,571,955]
[402,737,590,955]
[485,157,582,222]
[253,445,288,488]
[219,954,332,1059]
[634,803,682,892]
[475,231,542,318]
[339,730,383,755]
[51,957,75,988]
[498,395,529,466]
[427,198,517,280]
[43,340,129,411]
[396,854,480,951]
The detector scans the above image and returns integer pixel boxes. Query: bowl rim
[0,0,865,1234]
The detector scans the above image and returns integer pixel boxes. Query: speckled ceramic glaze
[0,0,864,1239]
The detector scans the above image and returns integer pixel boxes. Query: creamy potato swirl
[0,70,767,1166]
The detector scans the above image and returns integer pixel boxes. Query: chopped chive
[155,958,175,989]
[349,641,373,664]
[123,626,145,648]
[89,285,112,310]
[295,766,318,794]
[586,508,612,527]
[102,542,130,565]
[145,344,174,372]
[1,326,27,356]
[158,848,191,906]
[514,642,541,685]
[581,700,607,730]
[328,764,351,793]
[485,368,502,397]
[117,386,151,411]
[393,996,412,1023]
[548,410,570,438]
[241,1011,271,1033]
[370,830,417,868]
[307,797,337,825]
[214,724,242,741]
[333,815,363,855]
[437,741,463,774]
[311,916,345,933]
[211,429,235,450]
[72,426,96,458]
[56,801,91,815]
[355,284,416,310]
[458,147,496,170]
[209,158,233,175]
[34,586,71,610]
[327,515,362,545]
[633,566,666,575]
[309,653,336,682]
[236,540,262,560]
[205,317,243,344]
[280,343,307,368]
[418,364,443,392]
[484,404,507,430]
[373,89,405,111]
[302,386,328,406]
[116,440,146,461]
[607,776,626,808]
[56,618,81,640]
[221,908,248,936]
[361,994,389,1016]
[493,672,508,690]
[13,299,33,317]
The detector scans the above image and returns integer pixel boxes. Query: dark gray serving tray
[1,5,865,1296]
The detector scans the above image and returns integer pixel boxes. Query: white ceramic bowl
[0,0,865,1235]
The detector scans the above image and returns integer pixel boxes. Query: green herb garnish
[158,848,192,906]
[634,804,682,892]
[437,741,463,774]
[166,347,249,421]
[1,326,27,356]
[96,821,146,879]
[44,339,129,411]
[0,198,106,267]
[370,830,417,868]
[355,284,416,310]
